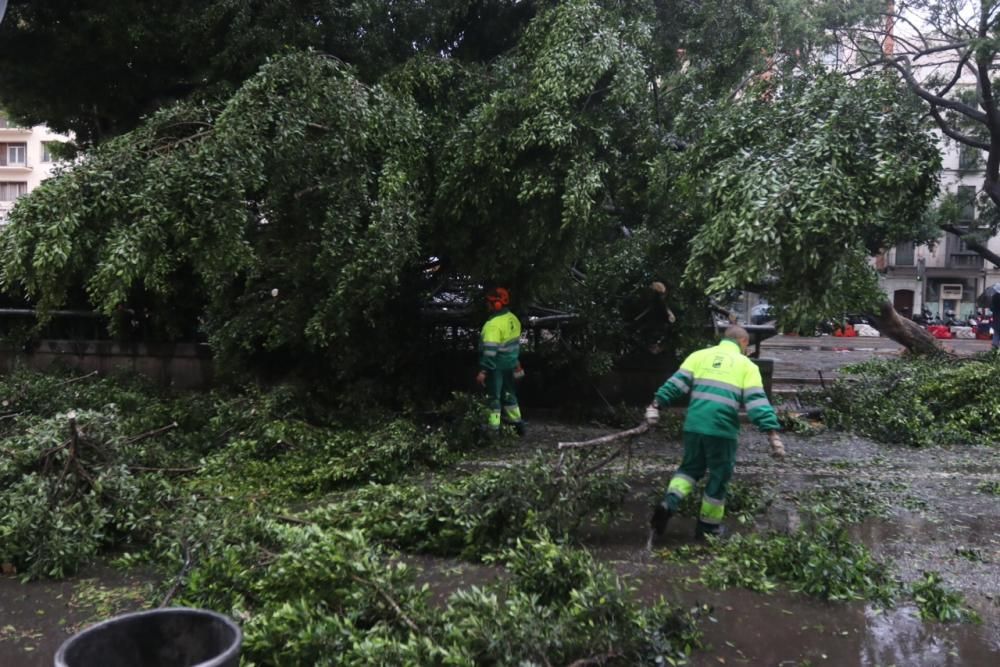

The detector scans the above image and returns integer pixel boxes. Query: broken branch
[557,423,648,449]
[123,422,179,446]
[55,370,99,386]
[350,574,422,634]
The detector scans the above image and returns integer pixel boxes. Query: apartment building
[0,112,67,223]
[879,138,1000,320]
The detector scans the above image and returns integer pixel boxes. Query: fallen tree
[869,300,947,357]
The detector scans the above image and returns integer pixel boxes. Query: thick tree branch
[928,105,991,151]
[933,48,974,100]
[869,302,947,357]
[884,57,988,124]
[941,223,1000,268]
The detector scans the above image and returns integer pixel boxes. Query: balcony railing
[948,253,984,269]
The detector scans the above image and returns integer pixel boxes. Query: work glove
[644,403,660,426]
[768,432,785,460]
[476,371,487,387]
[513,364,525,381]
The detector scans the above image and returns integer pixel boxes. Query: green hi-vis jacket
[654,339,781,439]
[479,309,522,371]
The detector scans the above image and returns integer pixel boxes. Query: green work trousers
[662,432,737,525]
[485,368,521,430]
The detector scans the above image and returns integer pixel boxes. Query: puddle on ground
[666,587,1000,667]
[579,482,1000,667]
[0,565,155,667]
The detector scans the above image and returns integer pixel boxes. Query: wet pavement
[761,335,992,384]
[0,565,154,667]
[503,419,1000,667]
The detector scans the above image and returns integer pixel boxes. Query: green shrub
[0,370,477,579]
[0,409,181,578]
[823,356,1000,446]
[309,457,630,560]
[697,520,899,605]
[179,522,703,666]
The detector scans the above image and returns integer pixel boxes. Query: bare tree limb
[884,57,988,123]
[350,574,422,634]
[55,370,99,386]
[128,465,201,474]
[941,224,1000,267]
[928,105,991,150]
[122,421,179,446]
[557,423,648,449]
[160,541,193,608]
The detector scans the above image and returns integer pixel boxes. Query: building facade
[0,112,67,223]
[879,137,1000,320]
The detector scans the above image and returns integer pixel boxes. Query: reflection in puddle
[861,605,952,666]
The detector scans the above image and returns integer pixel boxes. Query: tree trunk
[869,301,947,357]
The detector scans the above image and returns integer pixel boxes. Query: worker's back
[654,339,779,438]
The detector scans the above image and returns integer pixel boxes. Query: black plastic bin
[54,608,242,667]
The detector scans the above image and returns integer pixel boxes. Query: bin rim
[54,606,242,667]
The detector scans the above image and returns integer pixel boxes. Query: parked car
[750,304,774,325]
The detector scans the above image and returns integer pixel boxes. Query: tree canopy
[0,0,947,398]
[0,0,539,144]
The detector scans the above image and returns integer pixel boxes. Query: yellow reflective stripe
[700,496,725,523]
[691,391,740,409]
[503,404,521,416]
[667,474,695,498]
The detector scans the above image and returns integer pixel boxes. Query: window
[959,145,981,170]
[0,143,27,166]
[0,182,27,201]
[894,241,915,266]
[957,185,976,221]
[7,143,26,165]
[41,141,60,163]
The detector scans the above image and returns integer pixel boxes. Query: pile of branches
[822,354,1000,447]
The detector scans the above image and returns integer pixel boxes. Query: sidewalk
[760,335,993,387]
[761,334,991,354]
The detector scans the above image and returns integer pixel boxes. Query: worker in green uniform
[645,325,783,543]
[477,287,526,436]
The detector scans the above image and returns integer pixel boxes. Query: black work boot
[513,421,527,438]
[694,520,727,540]
[650,503,673,536]
[647,503,673,550]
